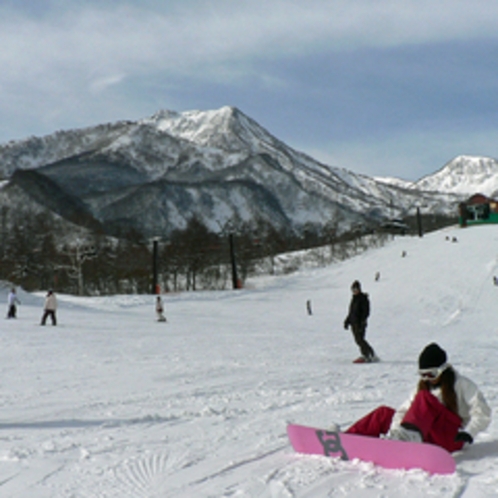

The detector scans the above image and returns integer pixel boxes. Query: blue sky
[1,0,498,180]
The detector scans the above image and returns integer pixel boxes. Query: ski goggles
[418,362,450,380]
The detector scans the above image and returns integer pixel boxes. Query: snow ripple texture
[112,453,173,497]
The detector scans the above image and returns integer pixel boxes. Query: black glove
[344,320,349,330]
[454,431,473,444]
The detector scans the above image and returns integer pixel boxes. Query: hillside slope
[0,107,460,239]
[0,224,496,496]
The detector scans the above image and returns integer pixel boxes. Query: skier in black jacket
[344,280,377,363]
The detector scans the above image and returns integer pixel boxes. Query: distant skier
[41,290,57,326]
[344,280,377,363]
[306,299,313,316]
[156,295,166,322]
[7,288,20,318]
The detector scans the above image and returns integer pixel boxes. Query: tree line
[0,206,456,295]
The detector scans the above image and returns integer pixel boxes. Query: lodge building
[459,193,498,227]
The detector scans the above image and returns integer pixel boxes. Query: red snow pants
[345,390,464,453]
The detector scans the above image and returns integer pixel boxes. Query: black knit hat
[419,343,447,369]
[351,280,361,290]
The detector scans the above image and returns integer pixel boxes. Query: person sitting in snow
[343,343,491,453]
[344,280,377,362]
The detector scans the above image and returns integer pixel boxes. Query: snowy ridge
[0,120,136,177]
[0,107,488,239]
[412,155,498,197]
[374,176,414,189]
[0,225,497,496]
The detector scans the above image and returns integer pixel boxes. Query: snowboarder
[343,343,491,453]
[344,280,377,362]
[41,290,57,326]
[155,295,166,322]
[7,288,20,318]
[306,299,312,316]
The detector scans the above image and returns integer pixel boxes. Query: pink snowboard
[287,424,455,475]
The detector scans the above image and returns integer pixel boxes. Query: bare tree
[58,242,98,295]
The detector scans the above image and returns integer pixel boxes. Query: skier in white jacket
[41,290,57,326]
[7,288,20,318]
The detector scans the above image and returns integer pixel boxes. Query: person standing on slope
[345,343,491,453]
[155,295,167,322]
[7,288,20,318]
[41,289,57,326]
[344,280,377,363]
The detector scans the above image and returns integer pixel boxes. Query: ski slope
[0,225,497,497]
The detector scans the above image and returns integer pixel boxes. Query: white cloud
[2,0,498,178]
[89,74,126,94]
[2,1,498,86]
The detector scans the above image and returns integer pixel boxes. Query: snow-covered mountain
[0,107,465,239]
[376,155,498,197]
[411,155,498,197]
[374,176,414,190]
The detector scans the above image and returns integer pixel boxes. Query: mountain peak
[413,155,498,196]
[0,105,478,242]
[144,105,274,154]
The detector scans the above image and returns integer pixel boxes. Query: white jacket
[390,370,491,440]
[44,294,57,311]
[8,292,19,306]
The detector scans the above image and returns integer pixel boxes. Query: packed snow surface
[1,225,497,497]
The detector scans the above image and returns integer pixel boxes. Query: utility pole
[152,239,159,294]
[416,207,423,237]
[229,233,239,289]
